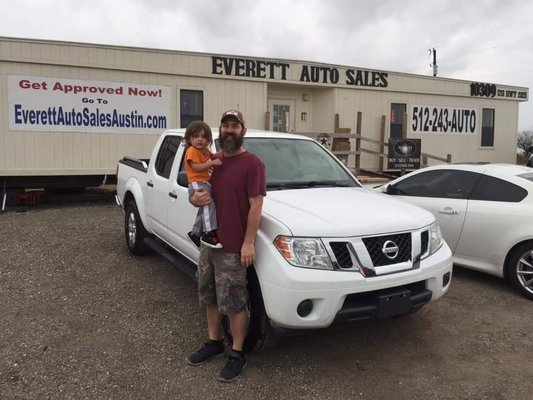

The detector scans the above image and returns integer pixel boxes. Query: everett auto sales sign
[211,56,389,88]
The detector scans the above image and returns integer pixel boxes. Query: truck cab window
[155,136,181,179]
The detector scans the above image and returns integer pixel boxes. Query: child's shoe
[200,230,223,249]
[187,231,201,248]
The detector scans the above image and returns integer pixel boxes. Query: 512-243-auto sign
[411,106,476,135]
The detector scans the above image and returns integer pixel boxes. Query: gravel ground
[1,198,532,400]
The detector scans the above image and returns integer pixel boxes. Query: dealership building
[0,36,529,189]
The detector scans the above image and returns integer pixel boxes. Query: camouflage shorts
[197,247,248,315]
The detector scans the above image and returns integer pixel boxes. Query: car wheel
[507,241,533,300]
[124,200,151,255]
[222,268,279,353]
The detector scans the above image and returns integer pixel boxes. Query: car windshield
[216,137,359,190]
[517,172,533,183]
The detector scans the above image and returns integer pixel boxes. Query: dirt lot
[1,198,532,400]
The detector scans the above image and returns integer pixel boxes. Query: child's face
[190,131,208,150]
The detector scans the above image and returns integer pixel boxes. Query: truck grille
[421,230,429,256]
[362,233,411,266]
[330,242,352,269]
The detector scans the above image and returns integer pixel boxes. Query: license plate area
[375,288,411,318]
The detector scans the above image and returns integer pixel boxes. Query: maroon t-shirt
[210,151,266,253]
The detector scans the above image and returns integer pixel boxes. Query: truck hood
[263,187,435,237]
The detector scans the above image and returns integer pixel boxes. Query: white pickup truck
[116,129,453,352]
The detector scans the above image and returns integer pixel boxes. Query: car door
[145,135,182,240]
[388,169,480,253]
[454,173,529,274]
[165,143,212,262]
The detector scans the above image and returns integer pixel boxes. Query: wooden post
[334,113,340,131]
[355,111,362,175]
[447,154,452,163]
[379,115,386,172]
[423,155,428,167]
[265,111,270,131]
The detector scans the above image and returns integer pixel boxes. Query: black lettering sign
[411,106,477,135]
[345,69,388,87]
[470,82,496,97]
[211,56,289,80]
[212,56,388,87]
[299,65,340,84]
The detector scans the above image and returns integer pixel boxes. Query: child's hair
[184,121,213,148]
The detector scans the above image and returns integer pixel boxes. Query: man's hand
[189,188,211,207]
[240,242,255,268]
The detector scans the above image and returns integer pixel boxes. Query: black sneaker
[186,341,225,366]
[187,231,201,248]
[217,350,246,382]
[201,230,223,249]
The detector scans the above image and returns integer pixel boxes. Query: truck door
[145,135,182,240]
[166,144,203,262]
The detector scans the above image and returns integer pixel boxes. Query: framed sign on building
[388,139,421,170]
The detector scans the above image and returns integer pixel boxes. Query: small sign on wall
[388,139,421,169]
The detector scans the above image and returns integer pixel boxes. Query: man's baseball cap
[220,110,245,126]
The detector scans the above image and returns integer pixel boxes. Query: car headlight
[273,236,333,270]
[428,222,443,256]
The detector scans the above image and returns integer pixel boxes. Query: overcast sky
[2,0,533,131]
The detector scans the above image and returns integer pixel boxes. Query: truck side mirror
[177,171,189,187]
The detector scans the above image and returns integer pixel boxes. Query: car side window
[154,136,181,179]
[469,174,527,202]
[392,170,480,199]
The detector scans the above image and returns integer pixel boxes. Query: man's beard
[219,133,244,154]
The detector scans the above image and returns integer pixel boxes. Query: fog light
[443,272,451,287]
[297,299,313,317]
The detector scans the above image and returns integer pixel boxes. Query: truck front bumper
[258,242,453,330]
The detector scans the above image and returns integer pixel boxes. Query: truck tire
[507,241,533,300]
[222,268,279,353]
[124,200,151,255]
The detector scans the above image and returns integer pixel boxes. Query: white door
[145,135,182,240]
[386,169,480,253]
[166,144,205,262]
[268,99,295,132]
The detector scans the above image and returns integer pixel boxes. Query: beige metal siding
[0,38,267,175]
[0,37,527,177]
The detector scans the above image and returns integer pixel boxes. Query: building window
[180,90,203,128]
[481,108,495,147]
[390,103,406,138]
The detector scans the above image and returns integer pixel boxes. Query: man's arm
[240,195,264,268]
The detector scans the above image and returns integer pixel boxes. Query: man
[186,110,266,383]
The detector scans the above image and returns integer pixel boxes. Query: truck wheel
[124,200,151,255]
[507,241,533,300]
[222,268,279,353]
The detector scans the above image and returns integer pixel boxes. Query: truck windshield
[216,137,359,190]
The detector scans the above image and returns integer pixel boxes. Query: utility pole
[430,48,438,77]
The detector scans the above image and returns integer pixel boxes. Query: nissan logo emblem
[382,240,399,260]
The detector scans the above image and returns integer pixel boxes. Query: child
[184,121,223,249]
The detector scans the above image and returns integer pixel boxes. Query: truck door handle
[438,207,459,215]
[168,192,178,199]
[147,181,154,188]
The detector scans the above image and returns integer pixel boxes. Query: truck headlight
[428,222,443,256]
[273,236,333,270]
